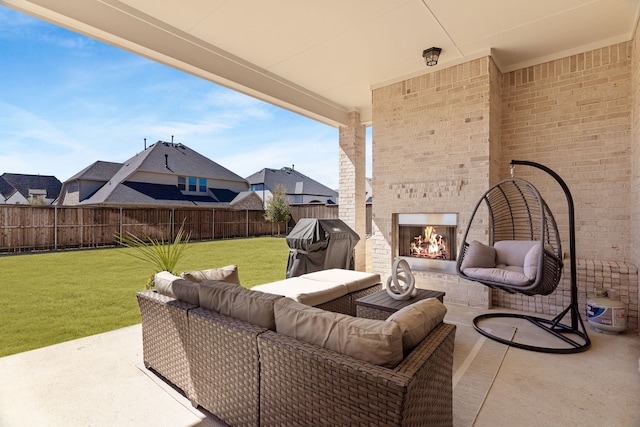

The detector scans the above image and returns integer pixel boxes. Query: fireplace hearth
[394,213,458,274]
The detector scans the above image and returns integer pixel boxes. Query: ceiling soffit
[1,0,638,127]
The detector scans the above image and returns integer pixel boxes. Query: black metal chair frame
[458,160,590,354]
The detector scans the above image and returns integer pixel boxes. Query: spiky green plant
[115,224,191,289]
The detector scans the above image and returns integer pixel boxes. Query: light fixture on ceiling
[422,47,442,66]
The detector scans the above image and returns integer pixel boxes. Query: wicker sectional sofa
[136,268,456,427]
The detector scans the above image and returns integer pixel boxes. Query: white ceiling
[3,0,639,126]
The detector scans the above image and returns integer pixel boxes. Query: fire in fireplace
[403,225,454,260]
[395,213,458,274]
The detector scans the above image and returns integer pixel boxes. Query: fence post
[54,205,58,251]
[119,207,123,244]
[246,210,249,237]
[171,208,175,238]
[212,209,215,240]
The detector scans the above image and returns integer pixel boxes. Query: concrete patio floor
[1,304,638,427]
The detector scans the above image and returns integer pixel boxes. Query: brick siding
[372,40,639,329]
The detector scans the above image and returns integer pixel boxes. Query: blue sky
[0,6,371,189]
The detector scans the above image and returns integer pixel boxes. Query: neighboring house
[0,173,62,205]
[229,191,265,210]
[58,141,250,208]
[246,167,338,205]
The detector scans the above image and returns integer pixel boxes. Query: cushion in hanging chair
[460,240,542,287]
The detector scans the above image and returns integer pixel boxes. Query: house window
[250,184,265,191]
[179,176,206,192]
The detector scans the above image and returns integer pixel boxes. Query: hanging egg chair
[456,160,590,354]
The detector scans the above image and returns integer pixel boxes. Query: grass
[0,237,289,357]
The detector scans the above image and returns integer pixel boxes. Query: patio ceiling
[2,0,639,127]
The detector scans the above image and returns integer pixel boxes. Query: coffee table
[355,288,445,320]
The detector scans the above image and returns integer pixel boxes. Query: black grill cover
[285,218,360,278]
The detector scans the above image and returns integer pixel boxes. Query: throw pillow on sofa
[154,271,200,305]
[181,264,240,285]
[460,240,496,271]
[274,298,403,368]
[199,280,282,330]
[386,298,447,355]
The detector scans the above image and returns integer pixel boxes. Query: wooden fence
[0,204,371,253]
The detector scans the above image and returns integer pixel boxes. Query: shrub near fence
[0,204,371,253]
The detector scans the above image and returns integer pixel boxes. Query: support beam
[339,111,366,271]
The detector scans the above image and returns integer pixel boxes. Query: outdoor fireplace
[394,213,458,274]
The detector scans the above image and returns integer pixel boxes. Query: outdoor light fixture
[422,47,442,66]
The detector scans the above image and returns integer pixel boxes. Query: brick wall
[371,57,497,308]
[497,42,636,329]
[501,42,632,262]
[632,14,640,332]
[372,44,638,327]
[339,111,367,271]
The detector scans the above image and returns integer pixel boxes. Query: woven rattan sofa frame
[457,160,590,354]
[137,291,197,399]
[136,281,388,425]
[258,322,456,427]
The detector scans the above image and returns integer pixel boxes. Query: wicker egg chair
[456,160,590,354]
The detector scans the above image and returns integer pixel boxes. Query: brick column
[339,111,366,271]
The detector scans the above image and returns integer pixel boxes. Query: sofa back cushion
[180,264,240,285]
[199,280,282,330]
[386,298,447,354]
[274,298,403,368]
[154,271,199,305]
[494,240,539,267]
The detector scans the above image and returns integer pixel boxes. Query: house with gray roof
[246,167,338,205]
[58,141,250,207]
[0,173,62,204]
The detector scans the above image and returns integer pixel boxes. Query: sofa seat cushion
[199,280,282,330]
[180,264,240,285]
[251,277,348,307]
[154,271,199,305]
[386,298,447,354]
[462,240,543,286]
[300,269,381,293]
[274,298,403,368]
[462,266,531,286]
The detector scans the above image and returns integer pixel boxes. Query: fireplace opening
[399,225,456,261]
[395,213,458,274]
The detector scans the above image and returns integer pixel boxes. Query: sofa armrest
[136,290,197,399]
[258,322,455,426]
[188,307,267,427]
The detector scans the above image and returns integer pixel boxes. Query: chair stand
[473,300,591,354]
[473,160,591,354]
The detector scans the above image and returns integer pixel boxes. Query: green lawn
[0,237,289,357]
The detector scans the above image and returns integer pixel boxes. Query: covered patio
[1,304,639,426]
[1,0,639,425]
[3,0,638,319]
